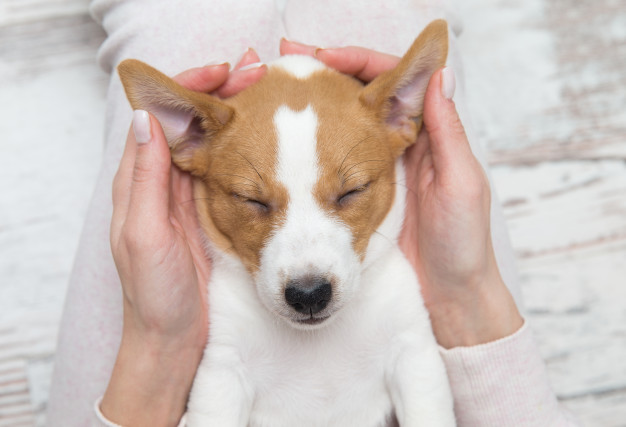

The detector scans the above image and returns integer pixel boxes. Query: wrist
[428,267,524,349]
[101,329,204,427]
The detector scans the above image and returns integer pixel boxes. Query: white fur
[186,78,455,427]
[256,106,360,327]
[270,55,326,79]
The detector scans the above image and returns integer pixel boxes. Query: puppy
[119,19,455,427]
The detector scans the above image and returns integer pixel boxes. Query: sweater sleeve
[93,397,187,427]
[440,321,580,426]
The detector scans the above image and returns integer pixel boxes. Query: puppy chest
[247,354,393,427]
[233,320,399,425]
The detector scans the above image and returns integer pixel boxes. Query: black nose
[284,276,332,315]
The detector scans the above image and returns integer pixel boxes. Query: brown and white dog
[119,19,455,427]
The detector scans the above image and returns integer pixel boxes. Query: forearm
[100,330,202,427]
[428,263,524,349]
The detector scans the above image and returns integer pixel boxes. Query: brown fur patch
[192,67,401,265]
[178,67,398,269]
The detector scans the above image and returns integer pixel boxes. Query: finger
[315,47,399,82]
[173,63,230,92]
[405,128,430,173]
[417,148,435,194]
[111,127,138,240]
[126,110,172,226]
[280,38,318,56]
[214,64,267,98]
[169,165,212,287]
[170,166,202,259]
[169,164,196,241]
[404,134,435,196]
[234,48,261,70]
[170,163,194,219]
[422,67,474,172]
[281,39,399,82]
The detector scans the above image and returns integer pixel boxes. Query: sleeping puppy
[118,19,455,427]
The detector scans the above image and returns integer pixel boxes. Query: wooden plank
[517,241,626,392]
[457,0,626,165]
[0,418,35,427]
[0,1,106,424]
[0,0,90,26]
[0,1,106,80]
[0,353,33,426]
[457,0,626,423]
[491,131,626,426]
[0,319,73,425]
[0,393,30,409]
[563,391,626,427]
[492,160,626,257]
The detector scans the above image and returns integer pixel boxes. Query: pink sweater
[440,322,578,426]
[93,322,578,426]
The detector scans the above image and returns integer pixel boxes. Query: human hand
[101,50,267,427]
[400,68,523,348]
[281,40,523,349]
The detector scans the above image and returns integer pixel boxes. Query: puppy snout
[284,276,332,315]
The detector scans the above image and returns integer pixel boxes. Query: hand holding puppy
[281,40,523,348]
[102,51,267,427]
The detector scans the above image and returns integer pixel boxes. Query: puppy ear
[360,19,448,156]
[118,59,234,173]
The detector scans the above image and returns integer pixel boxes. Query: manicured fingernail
[233,49,253,69]
[240,47,254,59]
[282,37,304,46]
[441,67,456,100]
[285,38,322,49]
[315,47,335,57]
[238,62,265,71]
[204,61,229,68]
[133,110,151,144]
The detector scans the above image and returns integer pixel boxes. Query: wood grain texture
[0,0,624,425]
[458,0,626,425]
[0,2,105,81]
[0,1,106,426]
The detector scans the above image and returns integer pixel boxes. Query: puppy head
[118,20,448,329]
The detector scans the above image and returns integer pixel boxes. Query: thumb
[422,67,474,171]
[127,110,172,224]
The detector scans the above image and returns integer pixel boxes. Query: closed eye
[337,182,370,206]
[233,194,270,214]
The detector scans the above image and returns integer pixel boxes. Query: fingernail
[203,61,229,68]
[285,38,323,49]
[315,47,335,57]
[133,110,151,144]
[233,48,253,68]
[441,67,456,100]
[282,37,304,46]
[241,47,254,58]
[238,61,265,71]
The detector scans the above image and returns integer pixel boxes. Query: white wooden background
[0,0,624,426]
